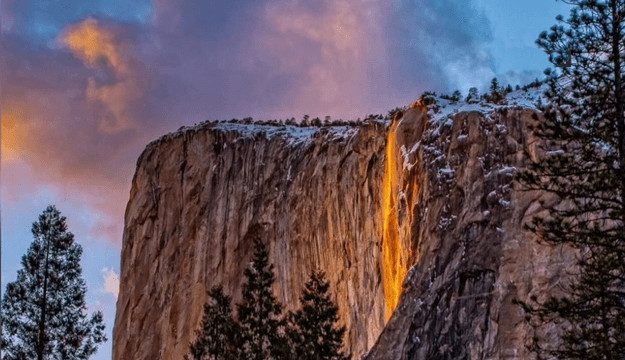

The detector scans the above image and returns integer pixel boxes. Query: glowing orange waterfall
[382,119,408,321]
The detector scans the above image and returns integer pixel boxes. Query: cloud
[1,29,144,244]
[85,75,143,133]
[145,0,408,120]
[61,18,144,133]
[102,267,120,299]
[497,70,545,88]
[257,0,388,117]
[1,0,498,247]
[1,105,30,162]
[144,0,496,120]
[62,18,127,73]
[382,0,495,94]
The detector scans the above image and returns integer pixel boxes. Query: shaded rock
[364,107,575,360]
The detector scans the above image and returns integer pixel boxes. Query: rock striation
[364,95,575,359]
[113,122,389,360]
[114,89,575,360]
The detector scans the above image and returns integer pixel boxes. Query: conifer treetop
[1,205,106,360]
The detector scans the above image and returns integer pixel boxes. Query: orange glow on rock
[382,118,409,321]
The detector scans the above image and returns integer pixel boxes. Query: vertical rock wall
[113,123,388,360]
[114,97,574,360]
[365,106,575,359]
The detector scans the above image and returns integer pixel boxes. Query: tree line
[0,207,347,360]
[185,240,348,360]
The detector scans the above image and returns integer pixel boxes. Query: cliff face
[365,100,575,359]
[114,90,574,360]
[113,122,389,360]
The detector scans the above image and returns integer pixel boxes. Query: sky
[1,0,570,359]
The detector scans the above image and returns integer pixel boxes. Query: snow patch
[426,85,546,133]
[400,144,419,171]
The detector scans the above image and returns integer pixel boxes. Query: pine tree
[451,90,462,103]
[487,78,504,104]
[186,286,239,360]
[287,270,348,360]
[1,205,106,360]
[489,77,500,94]
[236,240,286,360]
[466,87,480,103]
[516,1,625,358]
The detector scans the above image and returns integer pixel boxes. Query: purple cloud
[2,0,496,246]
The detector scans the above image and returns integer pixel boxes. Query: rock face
[364,102,575,359]
[113,122,389,360]
[114,91,575,360]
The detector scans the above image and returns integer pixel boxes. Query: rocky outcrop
[114,90,575,360]
[364,102,575,359]
[113,122,388,360]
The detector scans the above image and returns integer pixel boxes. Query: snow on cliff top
[213,122,360,146]
[427,86,545,126]
[145,85,545,153]
[215,122,319,145]
[145,120,363,153]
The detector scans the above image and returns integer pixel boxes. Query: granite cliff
[113,89,574,359]
[113,120,389,359]
[364,94,574,359]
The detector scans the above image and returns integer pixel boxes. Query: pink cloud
[2,0,494,247]
[260,0,387,116]
[61,18,145,133]
[1,22,147,244]
[62,18,129,74]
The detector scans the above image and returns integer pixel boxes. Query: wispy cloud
[62,18,128,73]
[258,0,387,117]
[1,0,497,240]
[61,18,144,133]
[1,105,30,162]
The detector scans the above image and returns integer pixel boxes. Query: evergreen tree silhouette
[287,270,348,360]
[236,240,286,360]
[1,205,106,360]
[517,1,625,358]
[186,286,239,360]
